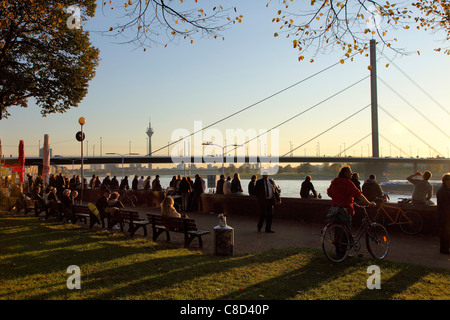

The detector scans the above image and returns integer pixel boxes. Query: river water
[153,175,438,203]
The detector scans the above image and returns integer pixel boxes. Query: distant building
[146,119,154,169]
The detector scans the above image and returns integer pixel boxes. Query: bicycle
[372,197,423,235]
[121,189,137,208]
[322,203,390,263]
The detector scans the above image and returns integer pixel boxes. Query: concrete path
[134,207,449,270]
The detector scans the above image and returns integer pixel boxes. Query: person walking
[255,171,279,233]
[436,173,450,254]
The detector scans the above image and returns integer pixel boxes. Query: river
[152,175,438,203]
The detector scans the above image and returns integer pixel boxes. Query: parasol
[42,134,50,186]
[17,140,25,184]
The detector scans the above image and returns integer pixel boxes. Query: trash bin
[214,214,234,256]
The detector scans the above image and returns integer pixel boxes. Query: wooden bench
[113,209,150,237]
[72,205,105,229]
[146,213,210,248]
[46,202,63,220]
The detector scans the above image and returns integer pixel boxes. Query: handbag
[326,206,351,223]
[273,183,281,206]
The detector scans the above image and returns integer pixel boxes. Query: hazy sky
[1,1,449,161]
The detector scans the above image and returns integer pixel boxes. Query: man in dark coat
[255,172,278,233]
[436,173,450,254]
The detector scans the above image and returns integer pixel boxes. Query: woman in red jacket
[327,165,375,225]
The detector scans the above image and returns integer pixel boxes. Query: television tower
[146,119,154,169]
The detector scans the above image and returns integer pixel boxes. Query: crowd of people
[1,166,449,254]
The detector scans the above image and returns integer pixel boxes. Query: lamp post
[105,152,139,179]
[202,142,243,175]
[76,117,86,202]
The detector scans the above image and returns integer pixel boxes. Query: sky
[1,0,449,163]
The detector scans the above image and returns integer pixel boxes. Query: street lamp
[202,142,243,175]
[105,152,139,179]
[76,117,86,202]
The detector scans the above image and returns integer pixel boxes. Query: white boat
[380,177,441,195]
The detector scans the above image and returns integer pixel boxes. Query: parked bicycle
[372,197,423,235]
[322,203,390,263]
[121,189,137,208]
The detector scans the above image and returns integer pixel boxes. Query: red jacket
[327,177,362,215]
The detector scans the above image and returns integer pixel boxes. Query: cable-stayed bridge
[3,41,449,176]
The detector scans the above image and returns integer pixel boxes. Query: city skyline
[0,1,449,161]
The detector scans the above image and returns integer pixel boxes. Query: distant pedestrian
[255,171,279,233]
[191,174,205,211]
[248,175,257,196]
[230,173,244,194]
[351,172,361,191]
[137,176,145,190]
[436,173,450,254]
[119,176,129,190]
[110,176,119,190]
[179,176,192,211]
[132,175,139,191]
[223,176,232,195]
[152,175,163,192]
[216,175,225,194]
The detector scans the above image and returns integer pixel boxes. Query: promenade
[136,206,449,270]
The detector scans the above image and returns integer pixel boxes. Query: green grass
[0,210,449,300]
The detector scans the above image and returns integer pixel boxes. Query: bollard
[214,214,234,256]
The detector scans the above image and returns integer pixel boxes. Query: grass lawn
[0,210,449,300]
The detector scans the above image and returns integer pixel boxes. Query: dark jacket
[437,185,450,224]
[300,181,317,198]
[362,179,383,202]
[255,178,277,204]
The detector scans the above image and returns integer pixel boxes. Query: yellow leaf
[128,0,132,5]
[368,65,373,71]
[274,33,279,37]
[340,59,345,64]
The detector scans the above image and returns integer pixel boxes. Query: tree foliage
[270,0,450,63]
[0,0,100,119]
[101,0,243,49]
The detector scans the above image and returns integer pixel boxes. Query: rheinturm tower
[146,120,154,169]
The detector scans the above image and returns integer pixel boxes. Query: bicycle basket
[326,206,351,223]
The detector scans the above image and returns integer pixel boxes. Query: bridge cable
[379,133,413,158]
[221,77,370,156]
[379,105,444,157]
[380,51,450,116]
[378,76,450,139]
[333,133,371,157]
[151,52,360,155]
[280,104,371,158]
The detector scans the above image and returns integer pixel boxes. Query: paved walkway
[135,207,449,270]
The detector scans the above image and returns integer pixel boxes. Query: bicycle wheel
[366,222,390,260]
[322,223,351,263]
[399,211,423,235]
